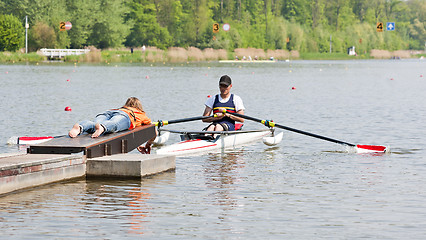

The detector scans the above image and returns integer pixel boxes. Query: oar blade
[355,145,388,153]
[7,136,54,145]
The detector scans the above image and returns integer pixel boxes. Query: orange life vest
[119,107,151,129]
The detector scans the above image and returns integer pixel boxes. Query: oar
[224,111,388,153]
[7,135,65,145]
[154,115,211,127]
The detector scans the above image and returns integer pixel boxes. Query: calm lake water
[1,59,425,238]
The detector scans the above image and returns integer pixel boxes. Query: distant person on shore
[68,97,155,152]
[202,75,245,131]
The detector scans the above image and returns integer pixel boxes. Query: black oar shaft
[167,116,210,124]
[273,122,355,147]
[155,116,211,126]
[228,112,356,147]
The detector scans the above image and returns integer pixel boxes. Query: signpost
[60,22,66,31]
[222,23,230,32]
[376,22,383,32]
[213,23,219,33]
[60,21,72,31]
[65,21,72,30]
[386,22,395,31]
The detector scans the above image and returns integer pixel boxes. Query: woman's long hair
[123,97,143,111]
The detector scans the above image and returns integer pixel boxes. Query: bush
[0,14,25,51]
[29,22,57,50]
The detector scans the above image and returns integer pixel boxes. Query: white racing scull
[155,129,283,156]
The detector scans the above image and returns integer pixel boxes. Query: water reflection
[203,151,246,210]
[355,156,386,187]
[127,188,151,234]
[83,171,176,236]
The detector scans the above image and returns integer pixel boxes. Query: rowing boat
[155,129,283,156]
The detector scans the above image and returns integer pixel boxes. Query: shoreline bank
[1,48,425,63]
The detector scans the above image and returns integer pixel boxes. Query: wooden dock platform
[28,125,155,158]
[0,125,177,196]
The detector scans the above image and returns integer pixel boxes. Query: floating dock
[0,125,175,196]
[86,154,175,178]
[29,125,156,158]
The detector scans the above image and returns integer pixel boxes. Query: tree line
[0,0,425,53]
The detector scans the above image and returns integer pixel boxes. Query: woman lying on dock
[68,97,151,133]
[68,97,155,152]
[68,97,151,138]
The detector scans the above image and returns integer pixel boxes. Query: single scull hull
[156,129,273,156]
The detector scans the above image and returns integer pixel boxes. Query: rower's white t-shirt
[204,94,245,111]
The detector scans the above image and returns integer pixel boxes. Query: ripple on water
[1,61,426,238]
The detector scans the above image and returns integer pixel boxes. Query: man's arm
[225,109,245,123]
[202,106,225,122]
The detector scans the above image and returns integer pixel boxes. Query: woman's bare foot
[92,123,105,138]
[68,124,81,138]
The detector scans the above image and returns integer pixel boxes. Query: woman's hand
[137,143,151,154]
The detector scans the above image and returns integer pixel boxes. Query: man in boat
[202,75,245,131]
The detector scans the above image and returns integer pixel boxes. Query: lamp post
[25,16,28,53]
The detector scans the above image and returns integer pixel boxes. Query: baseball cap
[219,75,232,86]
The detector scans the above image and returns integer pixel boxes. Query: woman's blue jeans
[79,110,131,135]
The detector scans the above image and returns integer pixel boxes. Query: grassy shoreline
[1,48,425,63]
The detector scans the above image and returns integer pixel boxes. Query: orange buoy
[207,95,212,98]
[64,106,72,111]
[145,75,149,79]
[292,87,296,90]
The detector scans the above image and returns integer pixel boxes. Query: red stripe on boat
[178,139,202,144]
[172,139,217,152]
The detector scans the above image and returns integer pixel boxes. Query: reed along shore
[1,47,424,63]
